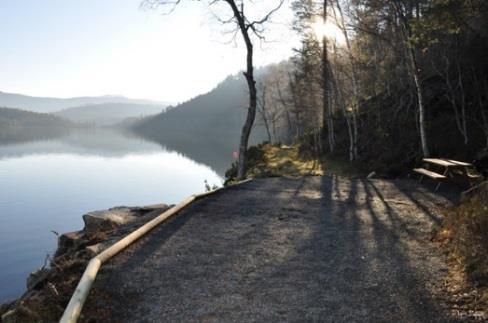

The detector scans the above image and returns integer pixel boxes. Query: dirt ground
[81,177,467,322]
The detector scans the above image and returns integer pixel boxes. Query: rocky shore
[0,203,170,322]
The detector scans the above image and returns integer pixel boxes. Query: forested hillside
[54,103,165,126]
[0,91,166,113]
[132,74,267,174]
[0,107,76,144]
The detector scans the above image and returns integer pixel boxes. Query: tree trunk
[330,63,354,161]
[456,60,468,145]
[276,79,293,144]
[441,52,469,146]
[392,1,430,157]
[334,0,358,160]
[322,0,334,153]
[408,46,430,157]
[262,114,272,143]
[258,84,273,143]
[225,0,258,180]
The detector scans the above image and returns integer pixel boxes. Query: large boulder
[56,230,85,256]
[83,207,138,233]
[83,204,170,234]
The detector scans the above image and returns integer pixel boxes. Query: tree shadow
[363,179,417,237]
[270,176,450,322]
[391,180,448,225]
[82,177,451,322]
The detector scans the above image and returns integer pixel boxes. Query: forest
[0,107,76,144]
[245,0,488,177]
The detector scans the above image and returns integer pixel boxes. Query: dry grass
[246,144,324,178]
[435,184,488,318]
[225,143,366,183]
[437,197,488,287]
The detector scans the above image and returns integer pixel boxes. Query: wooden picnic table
[423,158,473,167]
[445,159,472,167]
[423,158,458,168]
[423,158,474,176]
[414,158,480,191]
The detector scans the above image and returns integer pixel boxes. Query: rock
[56,230,85,256]
[85,241,112,257]
[134,203,169,213]
[81,204,170,254]
[0,202,172,323]
[1,305,40,323]
[367,171,377,179]
[83,207,139,233]
[46,283,59,297]
[26,268,51,291]
[461,181,488,202]
[82,204,170,234]
[0,300,14,317]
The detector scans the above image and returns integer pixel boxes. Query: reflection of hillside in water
[0,128,160,159]
[0,126,72,146]
[0,128,231,176]
[137,134,235,177]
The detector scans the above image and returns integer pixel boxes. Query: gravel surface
[81,177,459,322]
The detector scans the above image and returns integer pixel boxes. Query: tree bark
[257,83,273,143]
[334,0,358,159]
[330,61,354,161]
[224,0,258,180]
[408,45,430,157]
[392,1,430,157]
[322,0,334,153]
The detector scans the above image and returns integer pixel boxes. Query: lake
[0,129,225,302]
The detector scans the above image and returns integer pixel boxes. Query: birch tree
[390,0,430,157]
[143,0,284,179]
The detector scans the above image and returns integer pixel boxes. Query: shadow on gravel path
[81,177,456,323]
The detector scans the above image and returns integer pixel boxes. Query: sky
[0,0,299,103]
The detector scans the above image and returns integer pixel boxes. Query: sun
[311,19,345,44]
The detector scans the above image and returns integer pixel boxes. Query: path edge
[59,179,252,323]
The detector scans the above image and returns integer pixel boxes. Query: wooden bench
[413,168,447,179]
[413,158,482,191]
[413,168,446,191]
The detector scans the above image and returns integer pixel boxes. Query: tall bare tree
[256,81,273,143]
[143,0,284,179]
[332,0,359,160]
[391,0,430,157]
[322,0,335,153]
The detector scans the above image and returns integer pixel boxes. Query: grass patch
[435,182,488,311]
[225,143,365,183]
[437,197,488,288]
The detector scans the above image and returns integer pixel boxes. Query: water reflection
[0,128,226,301]
[0,128,234,176]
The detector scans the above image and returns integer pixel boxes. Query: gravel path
[81,177,458,322]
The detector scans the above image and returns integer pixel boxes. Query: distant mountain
[0,91,168,113]
[131,74,267,174]
[54,103,165,126]
[0,107,77,144]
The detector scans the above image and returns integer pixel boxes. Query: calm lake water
[0,129,224,302]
